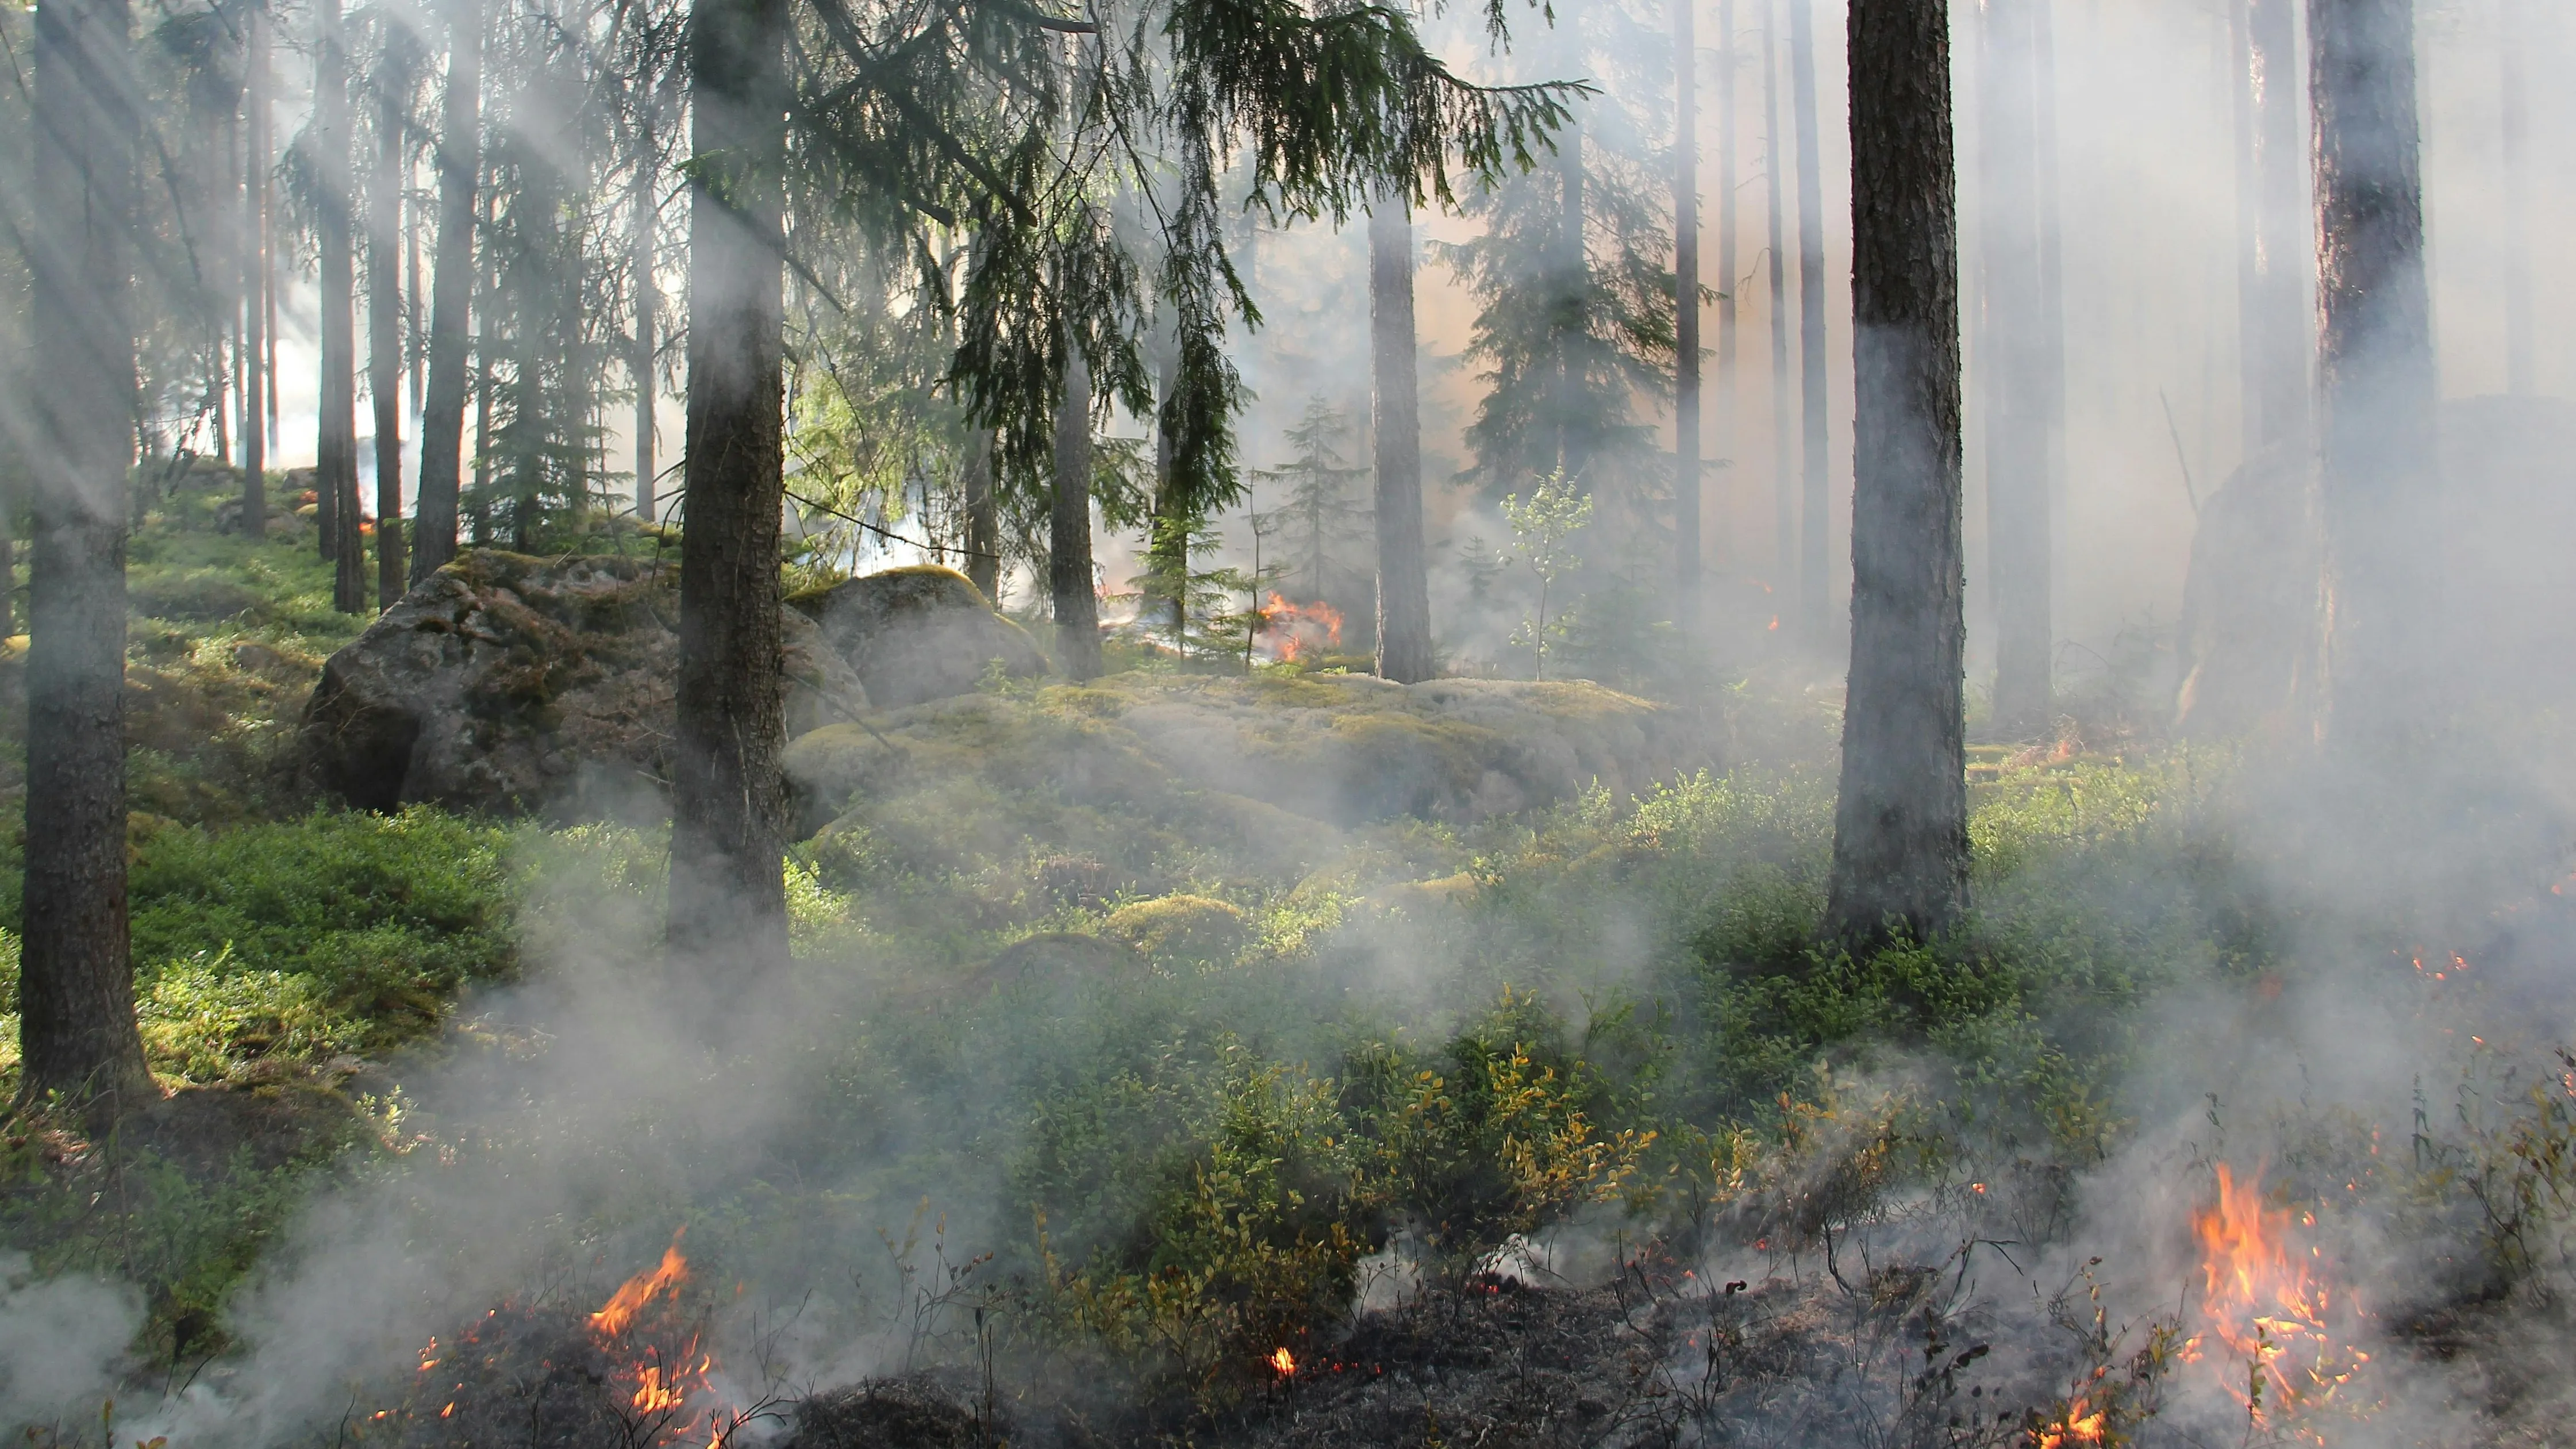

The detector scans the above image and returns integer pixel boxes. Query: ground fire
[2183,1165,2369,1438]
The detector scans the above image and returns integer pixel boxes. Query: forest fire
[1271,1346,1297,1377]
[594,1226,690,1337]
[2183,1166,2369,1438]
[1259,593,1343,662]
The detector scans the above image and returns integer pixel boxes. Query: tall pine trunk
[20,0,150,1109]
[1715,0,1739,575]
[413,0,477,581]
[2309,0,2437,748]
[1978,0,2050,735]
[370,35,409,608]
[1789,0,1830,642]
[1554,120,1587,482]
[1051,332,1103,680]
[1147,354,1186,641]
[316,0,365,612]
[962,429,999,599]
[1371,201,1435,682]
[1824,0,1967,946]
[633,111,659,521]
[1763,0,1793,596]
[2498,0,2531,395]
[239,3,268,540]
[2240,0,2308,448]
[670,0,792,962]
[1674,0,1702,612]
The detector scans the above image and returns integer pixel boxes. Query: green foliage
[1500,471,1592,679]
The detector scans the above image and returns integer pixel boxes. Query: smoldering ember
[3,0,2576,1441]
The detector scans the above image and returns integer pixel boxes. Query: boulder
[2177,395,2576,736]
[300,550,867,815]
[789,565,1049,709]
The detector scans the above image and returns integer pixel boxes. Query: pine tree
[1370,199,1435,682]
[412,0,479,582]
[1257,397,1370,609]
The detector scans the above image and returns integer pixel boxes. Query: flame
[633,1355,709,1415]
[593,1228,689,1339]
[2031,1395,2104,1448]
[2183,1165,2368,1433]
[1258,593,1343,662]
[1271,1347,1296,1377]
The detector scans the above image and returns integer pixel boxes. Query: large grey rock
[788,565,1049,709]
[300,550,866,815]
[2176,395,2576,736]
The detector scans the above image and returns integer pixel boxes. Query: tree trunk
[20,0,150,1110]
[1978,0,2050,736]
[2499,0,2531,395]
[2309,0,2437,748]
[1675,0,1702,614]
[1789,0,1831,643]
[239,2,268,541]
[1716,0,1739,576]
[2240,0,2308,448]
[1051,336,1104,680]
[1824,0,1967,947]
[1148,353,1186,641]
[1371,201,1435,683]
[316,0,366,612]
[668,0,791,964]
[1554,120,1587,482]
[370,36,409,609]
[413,0,478,583]
[1763,0,1793,597]
[2032,0,2065,514]
[633,113,659,521]
[963,428,999,599]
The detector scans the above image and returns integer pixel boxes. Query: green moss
[1103,894,1249,966]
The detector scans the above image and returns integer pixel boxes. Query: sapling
[1501,471,1593,681]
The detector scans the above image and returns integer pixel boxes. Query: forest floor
[2,502,2574,1448]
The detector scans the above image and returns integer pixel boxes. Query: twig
[2158,388,2200,516]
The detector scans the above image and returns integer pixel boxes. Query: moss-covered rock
[299,550,867,816]
[789,564,1049,709]
[1102,893,1248,965]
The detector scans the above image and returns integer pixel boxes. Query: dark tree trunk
[1978,0,2050,736]
[633,113,659,521]
[1371,201,1435,683]
[1763,0,1793,594]
[20,0,150,1110]
[370,37,409,609]
[1824,0,1967,947]
[1147,354,1185,642]
[1789,0,1831,643]
[2309,0,2437,747]
[2499,0,2531,395]
[669,0,791,963]
[1715,0,1738,575]
[963,429,999,599]
[239,3,268,541]
[2239,0,2308,449]
[1674,0,1702,613]
[316,0,365,612]
[1051,339,1103,680]
[413,0,478,582]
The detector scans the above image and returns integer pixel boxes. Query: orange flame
[2031,1395,2104,1448]
[593,1228,689,1339]
[1259,593,1343,662]
[1270,1347,1296,1377]
[2183,1166,2368,1432]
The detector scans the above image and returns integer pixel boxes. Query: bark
[2241,0,2308,448]
[20,0,150,1109]
[413,0,478,583]
[1824,0,1967,947]
[963,428,999,599]
[1763,0,1793,593]
[633,112,659,521]
[2032,0,2064,497]
[1715,0,1739,575]
[1554,120,1587,482]
[239,3,268,540]
[1674,0,1702,612]
[1371,201,1435,683]
[1789,0,1831,643]
[315,0,365,612]
[2499,0,2531,395]
[370,37,408,609]
[2309,0,2437,748]
[1977,0,2050,736]
[1147,353,1185,642]
[1051,338,1103,681]
[668,0,792,963]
